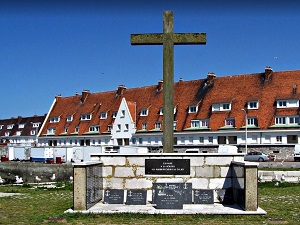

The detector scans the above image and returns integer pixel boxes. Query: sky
[1,0,300,119]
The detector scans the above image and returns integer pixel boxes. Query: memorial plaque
[182,182,192,204]
[104,189,124,204]
[145,159,190,175]
[126,190,147,205]
[153,183,184,209]
[194,189,214,204]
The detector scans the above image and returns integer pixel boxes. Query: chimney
[156,80,163,92]
[116,85,126,96]
[207,72,216,84]
[264,66,273,81]
[55,94,62,100]
[81,90,90,103]
[179,77,183,82]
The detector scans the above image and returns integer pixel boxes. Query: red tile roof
[40,68,300,136]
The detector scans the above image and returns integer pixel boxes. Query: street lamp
[241,109,248,153]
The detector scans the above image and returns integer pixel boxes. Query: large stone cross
[131,11,206,153]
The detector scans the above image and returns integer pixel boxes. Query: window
[199,136,204,143]
[191,120,200,128]
[275,117,286,125]
[0,125,3,130]
[247,117,258,126]
[277,100,287,108]
[50,117,60,123]
[81,114,91,121]
[112,112,118,118]
[47,128,56,135]
[64,127,69,133]
[100,112,107,119]
[140,109,148,116]
[277,99,299,108]
[208,136,213,143]
[18,124,24,129]
[108,125,112,132]
[155,122,162,129]
[66,115,73,122]
[32,123,40,128]
[16,131,21,136]
[5,132,9,136]
[125,124,129,131]
[225,118,235,127]
[212,102,231,111]
[201,120,209,128]
[276,136,282,143]
[121,110,125,117]
[138,138,143,144]
[289,116,299,124]
[142,122,147,130]
[75,126,79,132]
[117,124,121,131]
[7,124,14,129]
[154,137,159,144]
[31,130,36,135]
[159,108,163,115]
[188,106,197,113]
[173,121,177,130]
[89,125,100,132]
[248,101,258,109]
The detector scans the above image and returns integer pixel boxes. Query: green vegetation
[0,182,299,224]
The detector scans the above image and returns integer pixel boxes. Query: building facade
[38,67,300,155]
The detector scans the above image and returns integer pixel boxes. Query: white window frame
[81,114,91,121]
[159,107,163,115]
[247,117,258,126]
[191,120,200,128]
[117,124,121,131]
[32,123,40,128]
[75,126,79,132]
[64,127,69,133]
[30,130,36,135]
[188,105,198,113]
[212,102,231,111]
[5,132,10,136]
[173,121,177,130]
[125,124,129,131]
[121,110,125,117]
[108,125,112,132]
[100,112,107,119]
[225,118,235,127]
[140,109,148,116]
[89,125,100,132]
[50,117,60,123]
[142,122,147,130]
[16,131,21,136]
[289,116,299,124]
[275,116,286,125]
[47,128,56,135]
[112,112,118,118]
[155,122,162,129]
[247,101,258,109]
[66,115,73,122]
[18,124,24,129]
[7,124,14,129]
[199,136,204,143]
[0,125,3,130]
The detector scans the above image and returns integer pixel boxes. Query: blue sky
[1,0,300,119]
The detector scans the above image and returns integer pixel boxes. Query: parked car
[244,151,270,162]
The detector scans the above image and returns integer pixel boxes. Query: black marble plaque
[104,189,124,204]
[126,190,147,205]
[153,183,184,209]
[194,189,214,204]
[145,159,190,175]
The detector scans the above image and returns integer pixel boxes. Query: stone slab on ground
[66,203,267,215]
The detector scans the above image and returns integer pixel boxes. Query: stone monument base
[66,203,266,215]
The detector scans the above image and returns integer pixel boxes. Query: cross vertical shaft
[131,11,206,153]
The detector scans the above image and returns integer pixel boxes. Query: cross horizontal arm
[173,33,206,45]
[131,34,164,45]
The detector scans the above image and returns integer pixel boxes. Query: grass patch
[0,182,299,224]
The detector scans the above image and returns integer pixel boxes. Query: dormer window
[140,109,148,116]
[155,122,162,129]
[18,124,24,129]
[191,119,209,128]
[81,114,91,121]
[64,127,69,133]
[112,112,118,118]
[16,131,21,136]
[50,117,60,123]
[47,128,56,135]
[31,130,36,135]
[89,125,100,132]
[212,102,231,111]
[277,99,299,108]
[188,106,198,113]
[247,117,258,126]
[225,118,235,127]
[7,124,14,129]
[121,110,125,117]
[75,126,79,132]
[173,121,177,130]
[66,115,73,122]
[108,125,112,132]
[0,125,3,130]
[247,101,258,109]
[159,108,163,115]
[100,112,107,119]
[142,122,147,130]
[32,123,40,128]
[5,132,10,136]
